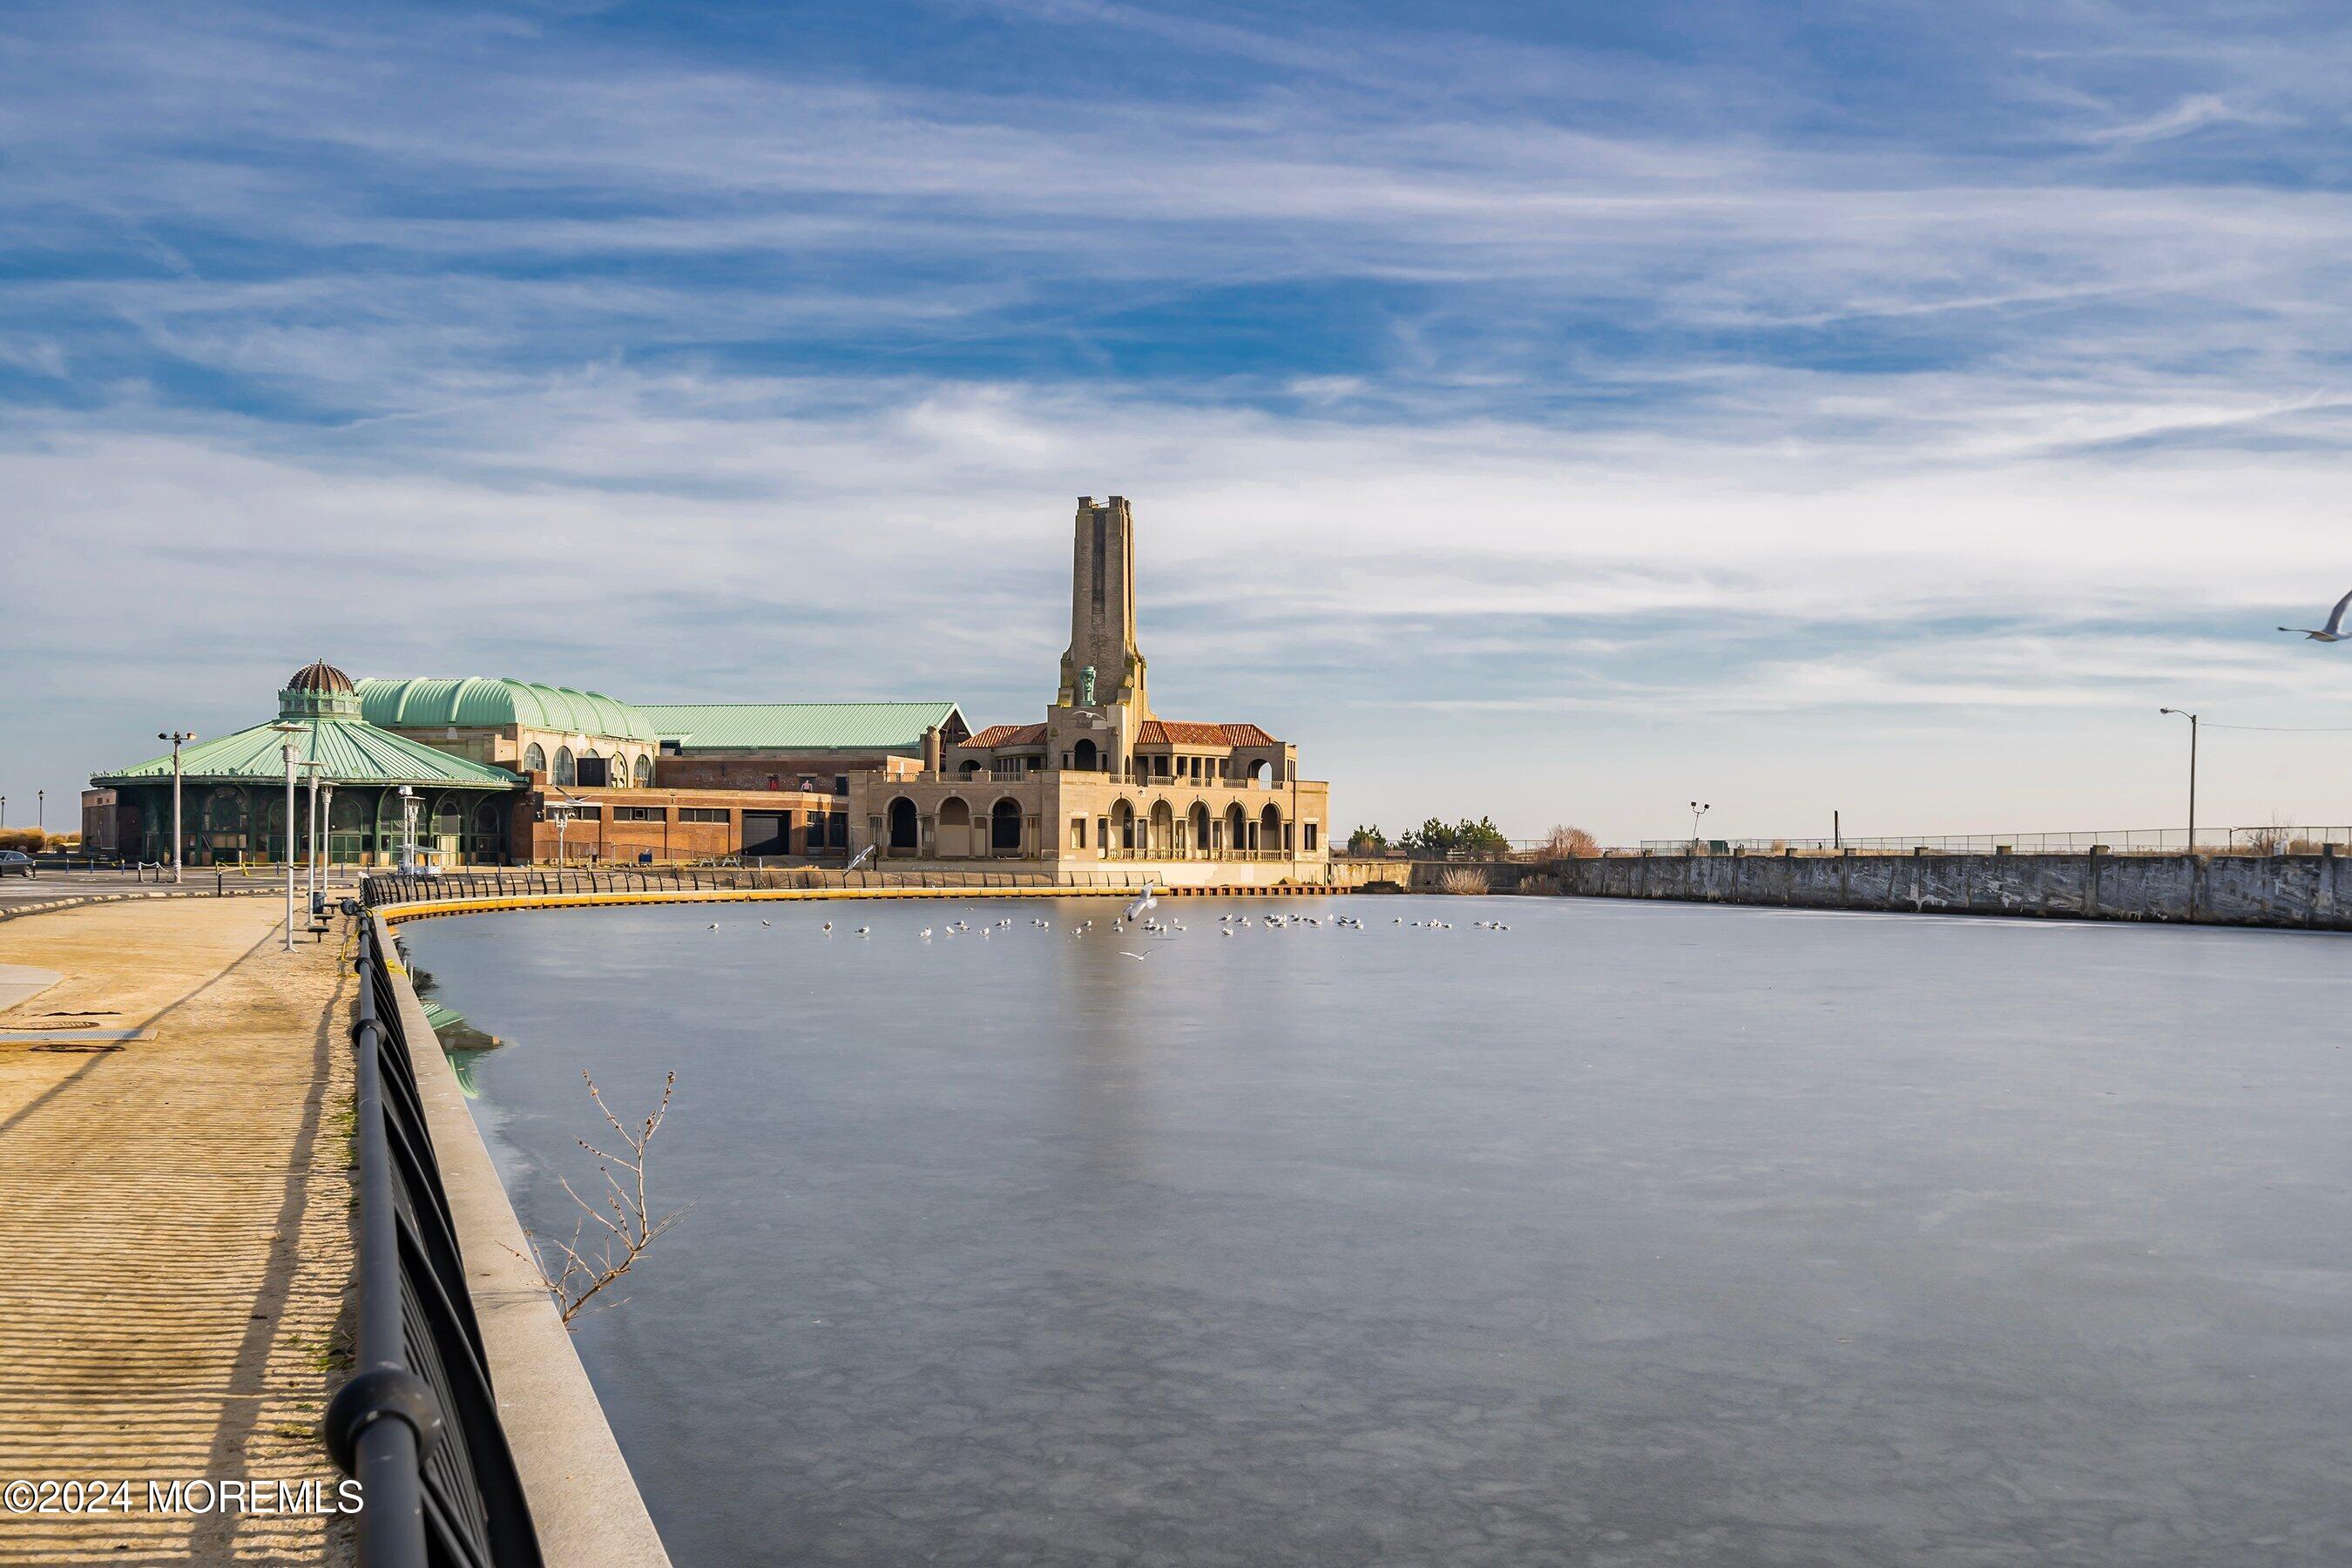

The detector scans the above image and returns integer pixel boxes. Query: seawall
[1549,849,2349,930]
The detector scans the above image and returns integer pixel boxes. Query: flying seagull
[2280,587,2352,642]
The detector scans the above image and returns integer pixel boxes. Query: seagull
[2281,587,2352,642]
[1124,882,1159,923]
[760,919,771,928]
[921,928,933,939]
[707,922,720,930]
[1119,950,1151,960]
[821,922,833,934]
[856,925,870,936]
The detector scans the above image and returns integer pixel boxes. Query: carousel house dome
[284,659,356,695]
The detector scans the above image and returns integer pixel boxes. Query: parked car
[0,850,35,878]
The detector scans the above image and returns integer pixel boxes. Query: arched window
[554,747,576,787]
[1189,802,1211,857]
[959,759,983,779]
[633,754,653,787]
[887,797,919,851]
[524,742,547,776]
[472,798,505,862]
[1073,738,1098,773]
[990,798,1023,853]
[1247,758,1270,787]
[1226,802,1247,855]
[1261,802,1282,855]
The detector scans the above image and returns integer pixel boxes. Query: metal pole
[2188,714,2198,851]
[281,742,297,950]
[306,766,321,911]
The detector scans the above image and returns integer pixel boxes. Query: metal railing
[324,917,542,1565]
[1633,827,2352,855]
[362,866,1173,906]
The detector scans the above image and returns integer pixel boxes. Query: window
[834,775,849,796]
[524,742,547,775]
[616,806,664,822]
[634,754,653,787]
[1070,816,1086,848]
[1304,823,1319,851]
[554,747,576,787]
[679,808,730,824]
[660,740,681,754]
[558,804,602,821]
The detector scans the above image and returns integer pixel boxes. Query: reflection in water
[403,896,2352,1568]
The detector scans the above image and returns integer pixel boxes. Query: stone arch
[1073,737,1099,772]
[1112,798,1139,852]
[1260,802,1283,855]
[938,796,974,858]
[959,759,983,779]
[887,796,919,852]
[1149,800,1176,856]
[1225,802,1247,856]
[990,797,1024,853]
[1189,801,1211,858]
[1247,757,1270,787]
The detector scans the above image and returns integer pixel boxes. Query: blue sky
[4,0,2351,841]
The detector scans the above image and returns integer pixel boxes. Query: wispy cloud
[3,0,2349,839]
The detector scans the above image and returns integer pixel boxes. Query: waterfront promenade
[0,898,355,1565]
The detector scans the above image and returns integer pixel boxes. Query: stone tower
[1057,496,1149,717]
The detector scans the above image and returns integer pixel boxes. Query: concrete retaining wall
[1549,850,2349,930]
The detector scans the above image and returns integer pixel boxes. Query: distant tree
[1541,825,1599,861]
[1398,816,1511,860]
[1347,824,1389,855]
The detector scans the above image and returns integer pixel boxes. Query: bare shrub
[1437,865,1490,895]
[516,1071,686,1327]
[1518,872,1560,896]
[1540,825,1599,862]
[2287,837,2328,855]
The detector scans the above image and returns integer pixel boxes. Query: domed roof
[285,659,355,695]
[354,676,657,742]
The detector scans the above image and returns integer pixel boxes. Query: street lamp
[299,760,326,913]
[2159,708,2198,851]
[396,785,419,874]
[1689,801,1711,850]
[268,724,302,952]
[549,789,584,866]
[158,731,198,883]
[320,781,336,884]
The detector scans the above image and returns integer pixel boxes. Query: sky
[3,0,2350,844]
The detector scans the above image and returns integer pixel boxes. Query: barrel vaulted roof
[355,678,657,742]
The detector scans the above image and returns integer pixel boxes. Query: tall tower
[1057,496,1148,716]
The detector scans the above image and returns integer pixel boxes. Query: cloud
[5,0,2351,838]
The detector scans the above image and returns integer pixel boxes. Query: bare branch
[509,1071,688,1327]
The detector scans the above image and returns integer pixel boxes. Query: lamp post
[300,760,325,912]
[1689,801,1711,852]
[2159,708,2198,850]
[269,725,301,952]
[321,781,336,885]
[158,731,197,883]
[396,785,419,874]
[550,790,583,866]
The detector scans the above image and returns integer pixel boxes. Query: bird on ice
[1119,950,1151,960]
[707,923,720,929]
[855,925,871,936]
[760,919,771,928]
[921,928,933,939]
[821,922,833,933]
[2280,588,2352,642]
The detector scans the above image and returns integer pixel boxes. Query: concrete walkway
[0,898,356,1565]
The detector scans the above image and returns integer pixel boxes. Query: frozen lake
[402,894,2352,1566]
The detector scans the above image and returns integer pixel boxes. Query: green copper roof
[94,715,524,790]
[639,702,963,752]
[355,677,657,742]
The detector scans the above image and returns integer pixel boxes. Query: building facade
[846,497,1331,881]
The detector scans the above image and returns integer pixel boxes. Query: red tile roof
[1139,720,1280,747]
[964,722,1047,747]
